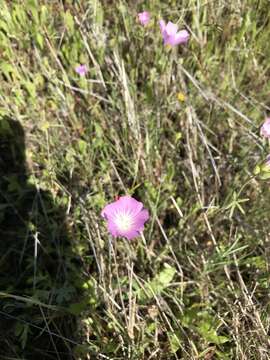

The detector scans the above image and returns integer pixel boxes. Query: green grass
[0,0,270,359]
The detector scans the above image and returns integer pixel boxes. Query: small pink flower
[260,118,270,138]
[75,64,88,76]
[138,11,150,26]
[159,20,189,46]
[101,196,149,240]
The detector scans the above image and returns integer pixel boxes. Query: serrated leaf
[195,311,230,345]
[197,321,229,345]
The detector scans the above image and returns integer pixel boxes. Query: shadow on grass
[0,117,81,359]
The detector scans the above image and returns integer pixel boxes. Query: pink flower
[159,20,189,46]
[101,196,149,240]
[260,118,270,138]
[138,11,150,26]
[75,64,87,76]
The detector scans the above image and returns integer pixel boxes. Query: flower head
[75,64,88,76]
[138,11,150,26]
[177,92,186,102]
[159,20,189,46]
[260,118,270,138]
[101,196,149,240]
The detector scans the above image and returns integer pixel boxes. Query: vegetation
[0,1,270,359]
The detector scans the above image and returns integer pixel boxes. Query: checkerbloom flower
[75,64,87,76]
[159,20,189,46]
[138,11,150,26]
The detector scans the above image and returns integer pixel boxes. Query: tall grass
[0,0,270,359]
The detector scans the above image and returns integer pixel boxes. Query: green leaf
[259,172,270,180]
[243,256,267,270]
[253,164,261,175]
[54,286,75,304]
[182,309,230,345]
[77,139,88,155]
[68,298,89,315]
[0,62,18,80]
[94,0,104,27]
[136,264,176,301]
[254,161,270,180]
[197,321,229,345]
[23,80,36,98]
[63,11,74,34]
[14,323,29,349]
[168,331,181,353]
[35,32,44,49]
[195,311,230,345]
[26,0,39,23]
[0,19,8,33]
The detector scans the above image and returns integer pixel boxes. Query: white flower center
[114,211,133,232]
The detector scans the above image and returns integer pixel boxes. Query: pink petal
[123,211,149,240]
[133,209,149,230]
[164,36,172,46]
[75,65,87,76]
[101,202,119,220]
[107,220,119,237]
[170,30,190,45]
[159,19,166,33]
[122,229,140,240]
[260,118,270,138]
[138,11,150,26]
[119,210,149,240]
[165,21,178,36]
[118,196,143,215]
